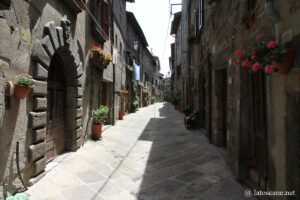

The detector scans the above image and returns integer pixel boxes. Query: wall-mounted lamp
[133,41,139,51]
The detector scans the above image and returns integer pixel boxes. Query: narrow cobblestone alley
[26,103,253,200]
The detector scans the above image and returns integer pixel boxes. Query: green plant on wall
[15,74,34,88]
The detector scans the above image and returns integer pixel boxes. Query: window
[102,1,109,36]
[92,0,110,42]
[247,0,256,11]
[245,0,256,29]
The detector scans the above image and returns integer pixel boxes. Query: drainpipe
[265,0,281,41]
[110,0,115,125]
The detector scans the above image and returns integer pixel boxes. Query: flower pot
[92,123,102,140]
[119,111,124,120]
[272,49,295,75]
[14,84,32,99]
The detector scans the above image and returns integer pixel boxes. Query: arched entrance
[46,53,66,162]
[28,16,84,184]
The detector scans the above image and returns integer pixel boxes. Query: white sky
[127,0,182,77]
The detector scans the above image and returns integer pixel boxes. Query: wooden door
[216,69,227,148]
[249,71,268,189]
[220,69,227,148]
[46,55,66,163]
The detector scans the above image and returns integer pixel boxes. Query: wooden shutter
[198,0,204,30]
[102,1,109,37]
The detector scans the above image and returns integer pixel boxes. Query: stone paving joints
[26,102,256,200]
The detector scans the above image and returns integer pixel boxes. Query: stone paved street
[26,103,255,200]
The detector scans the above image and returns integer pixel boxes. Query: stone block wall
[0,0,98,198]
[184,0,300,195]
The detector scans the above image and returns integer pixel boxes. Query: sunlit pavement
[26,102,254,200]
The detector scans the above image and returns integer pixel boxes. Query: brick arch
[28,16,83,184]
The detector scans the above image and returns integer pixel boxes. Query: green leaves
[15,74,33,88]
[92,105,109,123]
[6,193,28,200]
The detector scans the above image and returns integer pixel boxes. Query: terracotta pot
[119,111,124,120]
[14,84,32,99]
[92,123,102,140]
[272,49,295,75]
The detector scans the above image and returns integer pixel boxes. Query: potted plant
[172,96,180,110]
[132,96,140,112]
[91,105,109,140]
[14,74,34,99]
[119,110,125,120]
[232,33,294,74]
[150,96,156,104]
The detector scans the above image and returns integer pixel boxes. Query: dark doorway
[100,81,112,124]
[46,54,66,163]
[216,68,227,148]
[198,72,206,128]
[248,71,268,189]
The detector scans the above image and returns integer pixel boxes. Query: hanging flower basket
[14,74,34,99]
[271,48,295,75]
[90,45,112,67]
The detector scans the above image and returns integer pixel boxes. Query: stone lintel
[32,157,46,177]
[34,63,48,81]
[56,27,64,47]
[29,142,46,161]
[29,112,46,128]
[44,21,60,50]
[33,97,47,111]
[32,80,47,96]
[41,35,54,57]
[32,40,50,69]
[32,128,46,143]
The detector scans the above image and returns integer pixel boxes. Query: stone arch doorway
[28,16,84,184]
[46,53,67,163]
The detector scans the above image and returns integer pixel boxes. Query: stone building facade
[170,0,300,198]
[0,1,90,197]
[126,11,161,109]
[0,0,160,198]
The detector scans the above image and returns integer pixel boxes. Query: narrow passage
[27,103,253,200]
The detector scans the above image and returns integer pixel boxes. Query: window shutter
[198,0,204,30]
[102,1,109,37]
[194,9,197,37]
